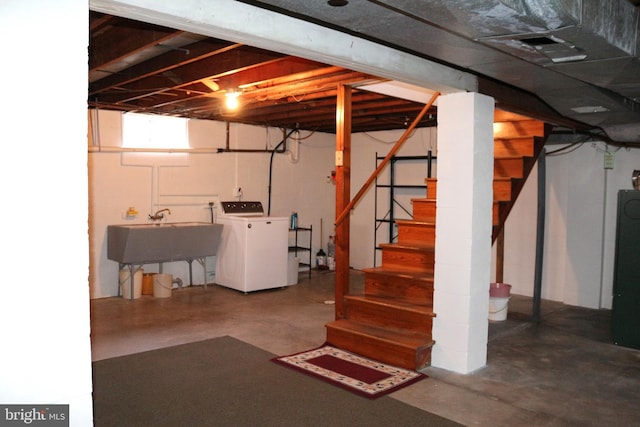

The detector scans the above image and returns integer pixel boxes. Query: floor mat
[272,344,426,399]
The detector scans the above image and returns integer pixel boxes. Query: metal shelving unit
[373,152,436,266]
[289,225,312,278]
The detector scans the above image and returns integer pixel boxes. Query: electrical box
[612,190,640,350]
[604,151,614,169]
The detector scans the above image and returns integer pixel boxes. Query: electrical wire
[545,141,585,156]
[362,128,417,144]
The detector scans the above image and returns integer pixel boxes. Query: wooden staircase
[325,110,547,370]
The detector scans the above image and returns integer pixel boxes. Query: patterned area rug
[272,344,426,399]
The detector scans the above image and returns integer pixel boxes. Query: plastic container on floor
[490,282,512,298]
[142,273,155,295]
[489,282,511,321]
[119,268,143,299]
[489,297,510,321]
[153,274,173,298]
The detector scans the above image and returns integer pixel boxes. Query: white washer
[215,201,289,293]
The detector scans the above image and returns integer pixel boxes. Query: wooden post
[334,84,351,320]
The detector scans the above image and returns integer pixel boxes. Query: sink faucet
[149,208,171,221]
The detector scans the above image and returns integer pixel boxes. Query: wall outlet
[604,151,614,169]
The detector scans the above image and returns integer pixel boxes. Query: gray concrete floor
[91,270,640,426]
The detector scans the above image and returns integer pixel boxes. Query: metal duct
[471,0,640,142]
[364,0,640,141]
[254,0,640,141]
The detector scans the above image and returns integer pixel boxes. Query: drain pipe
[532,149,546,323]
[268,127,299,216]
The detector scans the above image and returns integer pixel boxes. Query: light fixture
[327,0,348,6]
[225,89,241,110]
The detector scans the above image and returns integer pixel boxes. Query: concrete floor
[91,270,640,426]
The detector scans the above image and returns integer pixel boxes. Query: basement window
[122,112,189,149]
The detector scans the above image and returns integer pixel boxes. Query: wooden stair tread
[494,134,537,139]
[494,154,531,160]
[364,266,434,281]
[379,242,435,251]
[327,319,435,349]
[395,219,434,226]
[364,266,434,304]
[494,120,545,139]
[345,294,435,314]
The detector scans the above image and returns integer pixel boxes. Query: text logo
[0,405,68,426]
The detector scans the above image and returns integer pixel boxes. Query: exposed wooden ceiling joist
[88,11,438,134]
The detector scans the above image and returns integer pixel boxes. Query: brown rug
[272,344,426,399]
[93,336,461,427]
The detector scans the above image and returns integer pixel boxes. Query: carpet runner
[272,344,426,399]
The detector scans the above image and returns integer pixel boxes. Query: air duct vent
[521,37,558,47]
[519,35,587,63]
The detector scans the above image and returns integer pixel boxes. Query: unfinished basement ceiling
[89,0,640,144]
[88,14,437,134]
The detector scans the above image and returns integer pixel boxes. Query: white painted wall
[90,108,640,312]
[89,111,438,298]
[0,1,94,425]
[497,142,640,309]
[89,113,335,298]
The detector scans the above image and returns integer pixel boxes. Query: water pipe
[268,126,299,216]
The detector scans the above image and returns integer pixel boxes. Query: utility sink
[107,222,223,264]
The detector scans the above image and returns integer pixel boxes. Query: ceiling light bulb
[225,90,240,109]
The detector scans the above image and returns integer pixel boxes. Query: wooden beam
[334,84,351,320]
[95,47,286,104]
[89,20,182,71]
[89,39,239,94]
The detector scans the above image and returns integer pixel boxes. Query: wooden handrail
[335,91,440,226]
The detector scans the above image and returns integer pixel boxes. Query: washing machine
[215,201,289,293]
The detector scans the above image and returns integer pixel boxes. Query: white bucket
[287,257,299,286]
[119,268,143,299]
[153,273,173,298]
[489,297,510,321]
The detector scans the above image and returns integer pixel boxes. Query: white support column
[431,92,494,373]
